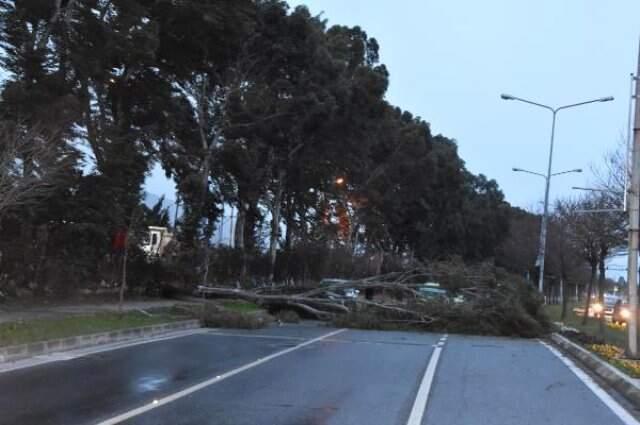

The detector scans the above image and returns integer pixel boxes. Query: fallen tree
[197,263,550,337]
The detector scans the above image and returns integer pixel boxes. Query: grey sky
[143,0,638,280]
[279,0,640,211]
[1,1,633,211]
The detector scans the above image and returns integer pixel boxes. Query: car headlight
[592,303,604,313]
[621,308,631,319]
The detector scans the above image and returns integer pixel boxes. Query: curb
[551,333,640,407]
[0,319,201,364]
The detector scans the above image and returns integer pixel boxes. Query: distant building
[142,226,174,256]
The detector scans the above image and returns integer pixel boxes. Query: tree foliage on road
[0,0,513,294]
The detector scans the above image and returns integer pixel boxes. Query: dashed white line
[406,334,446,425]
[96,328,347,425]
[540,340,640,425]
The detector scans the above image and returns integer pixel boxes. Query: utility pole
[627,41,640,358]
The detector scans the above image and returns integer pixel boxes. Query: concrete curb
[551,333,640,407]
[0,319,201,364]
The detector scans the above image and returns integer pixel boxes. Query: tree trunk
[268,169,286,284]
[598,256,606,338]
[582,262,597,326]
[234,203,247,286]
[119,240,127,314]
[234,204,246,250]
[200,153,212,287]
[375,247,384,275]
[119,208,140,314]
[283,196,296,286]
[560,276,568,320]
[244,201,259,250]
[284,195,294,251]
[32,224,49,295]
[194,75,215,287]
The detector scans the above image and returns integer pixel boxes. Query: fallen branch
[197,286,348,319]
[287,302,334,321]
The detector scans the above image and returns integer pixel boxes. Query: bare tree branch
[0,124,67,218]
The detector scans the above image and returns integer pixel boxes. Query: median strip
[0,319,200,364]
[97,328,347,425]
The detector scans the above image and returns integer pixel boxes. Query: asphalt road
[1,323,638,425]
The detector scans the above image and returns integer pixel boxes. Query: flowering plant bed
[588,343,640,378]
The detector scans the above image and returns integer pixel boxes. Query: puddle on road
[135,375,169,393]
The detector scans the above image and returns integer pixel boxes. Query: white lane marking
[0,329,207,374]
[540,340,640,425]
[97,328,347,425]
[406,335,445,425]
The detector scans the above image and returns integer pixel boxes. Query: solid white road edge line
[406,335,445,425]
[0,329,208,374]
[96,328,348,425]
[539,340,640,425]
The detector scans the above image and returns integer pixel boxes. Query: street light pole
[514,166,582,292]
[537,110,558,295]
[502,93,614,295]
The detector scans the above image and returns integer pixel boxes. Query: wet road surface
[1,323,638,425]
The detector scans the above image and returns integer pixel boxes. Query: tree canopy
[0,0,514,293]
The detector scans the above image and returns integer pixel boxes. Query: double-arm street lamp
[502,94,614,294]
[513,167,583,179]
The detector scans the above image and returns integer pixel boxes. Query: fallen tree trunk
[198,286,349,319]
[287,302,334,321]
[197,284,434,322]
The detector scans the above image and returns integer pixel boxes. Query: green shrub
[221,300,261,313]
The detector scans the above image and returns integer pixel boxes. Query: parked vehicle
[319,279,359,301]
[416,285,448,300]
[415,282,463,303]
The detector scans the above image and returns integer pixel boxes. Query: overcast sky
[279,0,640,211]
[2,0,625,212]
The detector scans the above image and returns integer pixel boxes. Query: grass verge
[544,303,640,378]
[543,303,626,348]
[0,309,188,347]
[220,300,262,313]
